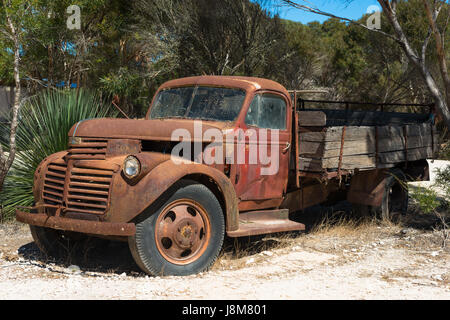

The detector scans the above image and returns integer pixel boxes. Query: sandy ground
[0,160,448,300]
[0,209,448,300]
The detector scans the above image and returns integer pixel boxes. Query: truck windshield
[149,86,246,121]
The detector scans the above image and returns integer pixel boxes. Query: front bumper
[16,207,136,237]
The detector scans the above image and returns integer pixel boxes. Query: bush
[411,164,450,213]
[0,89,117,220]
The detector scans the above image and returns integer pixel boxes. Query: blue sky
[267,0,381,24]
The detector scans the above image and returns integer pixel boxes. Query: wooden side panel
[298,120,438,172]
[298,111,326,127]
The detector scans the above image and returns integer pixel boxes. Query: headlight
[123,155,141,178]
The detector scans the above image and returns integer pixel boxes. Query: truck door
[234,91,291,202]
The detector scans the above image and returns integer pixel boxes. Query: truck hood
[68,118,233,141]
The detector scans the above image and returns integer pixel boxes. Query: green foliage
[411,164,450,215]
[1,0,447,113]
[0,89,117,219]
[411,186,441,214]
[434,165,450,200]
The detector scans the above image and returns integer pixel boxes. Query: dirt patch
[0,206,449,299]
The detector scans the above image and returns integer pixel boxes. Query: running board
[227,209,305,237]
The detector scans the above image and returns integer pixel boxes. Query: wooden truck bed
[297,107,439,173]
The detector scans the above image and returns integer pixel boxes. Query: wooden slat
[298,111,326,126]
[299,134,438,158]
[299,122,432,142]
[299,145,435,171]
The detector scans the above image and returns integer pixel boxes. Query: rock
[261,251,273,257]
[432,274,443,281]
[67,265,81,274]
[120,272,127,277]
[430,251,440,257]
[246,258,255,265]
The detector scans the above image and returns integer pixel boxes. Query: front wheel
[128,180,225,276]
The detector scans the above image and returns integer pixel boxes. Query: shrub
[0,89,117,220]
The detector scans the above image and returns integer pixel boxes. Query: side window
[245,93,286,130]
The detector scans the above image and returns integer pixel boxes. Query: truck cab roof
[157,75,290,96]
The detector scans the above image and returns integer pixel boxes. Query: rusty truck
[16,76,438,276]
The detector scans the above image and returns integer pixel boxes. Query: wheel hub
[173,219,199,249]
[155,200,210,265]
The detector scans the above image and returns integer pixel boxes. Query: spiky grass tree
[0,89,117,220]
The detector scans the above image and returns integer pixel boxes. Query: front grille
[42,155,114,216]
[66,166,113,215]
[68,138,108,160]
[42,162,67,205]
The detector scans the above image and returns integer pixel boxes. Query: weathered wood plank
[299,145,435,171]
[299,134,439,158]
[299,122,433,143]
[298,111,326,127]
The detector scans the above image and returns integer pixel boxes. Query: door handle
[282,142,291,153]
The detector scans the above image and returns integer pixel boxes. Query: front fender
[109,158,239,232]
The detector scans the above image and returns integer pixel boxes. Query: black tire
[352,168,408,222]
[128,180,225,276]
[379,169,409,221]
[30,225,92,259]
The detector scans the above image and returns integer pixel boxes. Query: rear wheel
[129,180,225,276]
[352,168,408,222]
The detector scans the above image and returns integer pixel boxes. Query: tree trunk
[378,0,450,130]
[0,10,22,191]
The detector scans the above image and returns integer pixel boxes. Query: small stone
[261,251,273,257]
[430,251,440,257]
[120,272,127,277]
[67,265,81,274]
[351,248,357,252]
[246,258,255,265]
[432,274,443,281]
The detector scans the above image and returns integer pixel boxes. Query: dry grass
[309,211,402,240]
[212,211,405,271]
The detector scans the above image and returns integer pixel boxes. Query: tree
[279,0,450,130]
[0,0,31,190]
